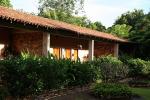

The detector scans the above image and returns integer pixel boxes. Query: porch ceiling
[0,25,41,34]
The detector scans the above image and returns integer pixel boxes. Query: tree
[0,0,12,7]
[86,21,106,32]
[115,9,144,31]
[38,0,106,32]
[38,0,84,19]
[106,24,132,38]
[38,0,85,26]
[129,12,150,59]
[114,9,150,59]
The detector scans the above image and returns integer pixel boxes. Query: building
[0,6,128,61]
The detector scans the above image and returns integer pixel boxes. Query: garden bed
[36,88,144,100]
[4,83,148,100]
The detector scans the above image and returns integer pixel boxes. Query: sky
[11,0,150,27]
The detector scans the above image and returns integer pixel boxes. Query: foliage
[129,12,150,59]
[86,21,106,32]
[119,53,133,63]
[114,9,144,31]
[91,83,132,99]
[0,86,9,100]
[0,56,44,96]
[38,0,84,16]
[38,0,84,21]
[1,52,150,97]
[39,10,106,32]
[107,24,132,38]
[0,53,99,96]
[114,9,150,59]
[67,61,98,86]
[127,58,150,78]
[92,55,128,82]
[38,0,106,32]
[0,0,12,7]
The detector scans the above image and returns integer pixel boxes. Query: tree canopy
[0,0,12,7]
[114,9,150,59]
[38,0,106,32]
[114,9,144,32]
[107,24,132,38]
[38,0,84,17]
[86,21,106,32]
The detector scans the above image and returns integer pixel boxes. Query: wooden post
[114,43,119,58]
[89,40,94,61]
[43,33,50,56]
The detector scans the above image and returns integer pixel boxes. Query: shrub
[91,83,132,99]
[0,86,9,100]
[0,54,99,97]
[40,58,71,89]
[0,56,71,96]
[127,58,150,78]
[92,55,128,82]
[1,56,44,96]
[67,61,98,86]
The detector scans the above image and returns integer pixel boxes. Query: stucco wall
[94,42,116,57]
[50,35,88,49]
[0,29,118,58]
[12,32,43,56]
[51,35,117,59]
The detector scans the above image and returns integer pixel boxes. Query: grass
[132,88,150,100]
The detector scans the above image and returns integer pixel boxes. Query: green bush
[127,58,150,78]
[0,86,9,100]
[0,54,99,97]
[67,61,98,86]
[0,56,70,96]
[0,56,44,96]
[92,55,128,82]
[91,83,132,99]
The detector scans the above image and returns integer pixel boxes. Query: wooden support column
[43,33,50,56]
[114,43,119,58]
[89,40,94,61]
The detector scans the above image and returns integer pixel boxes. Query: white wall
[78,50,89,62]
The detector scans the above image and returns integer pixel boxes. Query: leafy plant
[0,86,9,100]
[67,61,98,86]
[92,55,128,82]
[91,83,132,99]
[0,53,99,97]
[127,58,150,78]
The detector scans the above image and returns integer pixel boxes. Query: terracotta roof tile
[0,6,128,42]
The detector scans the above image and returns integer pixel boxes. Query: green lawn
[132,88,150,100]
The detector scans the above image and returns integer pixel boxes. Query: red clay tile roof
[0,6,128,42]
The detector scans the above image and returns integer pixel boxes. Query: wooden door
[65,49,71,59]
[74,49,78,61]
[53,48,61,59]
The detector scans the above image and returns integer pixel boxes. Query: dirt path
[51,90,99,100]
[34,86,144,100]
[35,90,144,100]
